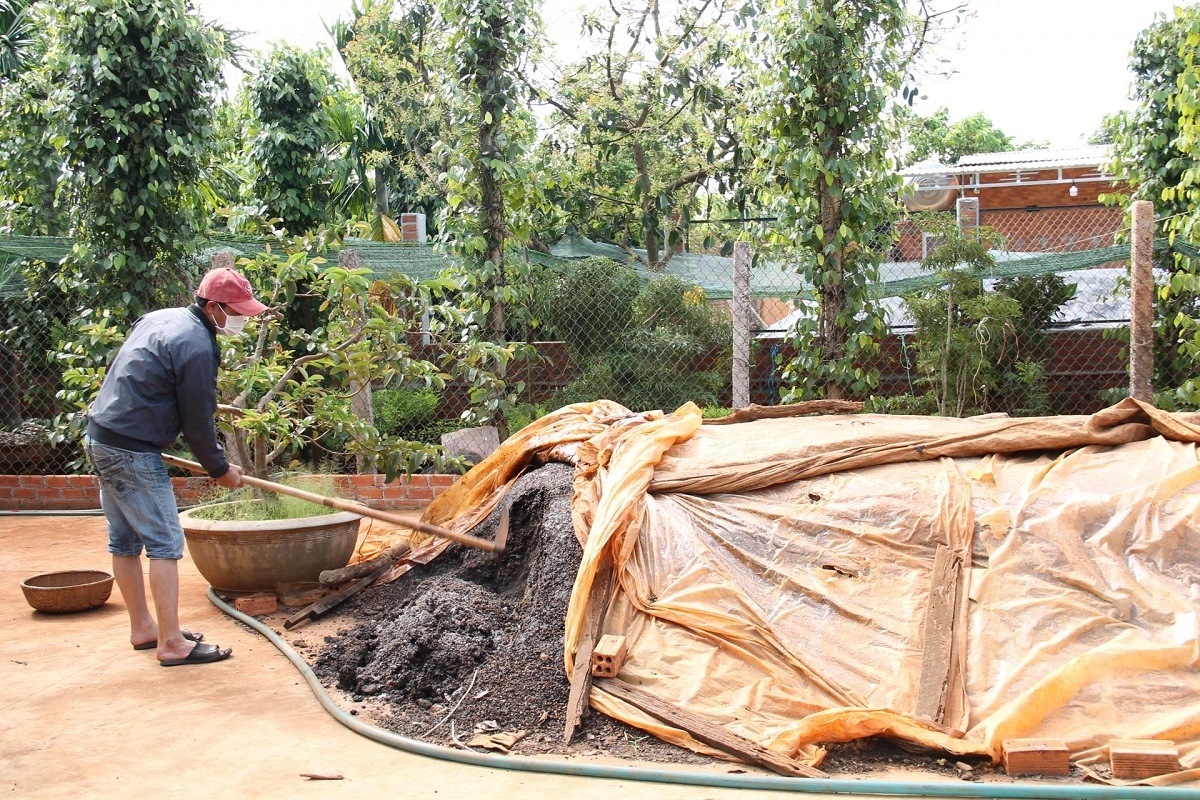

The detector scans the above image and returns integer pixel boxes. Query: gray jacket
[88,304,230,478]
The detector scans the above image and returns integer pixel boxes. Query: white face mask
[215,308,249,336]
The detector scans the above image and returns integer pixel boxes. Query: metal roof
[903,146,1112,178]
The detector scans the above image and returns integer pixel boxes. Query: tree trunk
[478,19,507,344]
[632,142,661,268]
[816,181,846,400]
[373,166,389,217]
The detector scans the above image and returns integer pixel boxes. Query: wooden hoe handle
[161,454,504,554]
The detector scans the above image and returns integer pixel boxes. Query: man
[85,267,267,666]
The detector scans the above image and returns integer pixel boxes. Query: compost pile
[312,463,706,763]
[308,462,1004,778]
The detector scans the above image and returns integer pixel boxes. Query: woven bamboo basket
[21,570,114,613]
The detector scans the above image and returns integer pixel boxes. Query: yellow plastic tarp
[409,398,1200,779]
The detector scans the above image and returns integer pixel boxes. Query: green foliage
[900,107,1015,166]
[52,308,129,456]
[538,259,731,412]
[246,44,340,234]
[438,0,542,338]
[1106,5,1200,407]
[372,386,458,445]
[537,0,747,269]
[745,0,910,401]
[191,473,341,521]
[0,261,74,425]
[48,0,230,318]
[0,0,33,80]
[504,400,550,434]
[334,0,453,223]
[535,257,640,359]
[899,219,1073,416]
[0,4,61,236]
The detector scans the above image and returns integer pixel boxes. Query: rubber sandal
[159,642,232,667]
[132,630,204,651]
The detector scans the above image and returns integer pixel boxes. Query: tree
[538,0,746,269]
[901,106,1014,165]
[745,0,954,400]
[535,258,732,412]
[440,0,539,342]
[0,3,61,236]
[900,215,1073,416]
[334,0,455,227]
[48,0,231,317]
[57,241,484,480]
[1107,5,1200,408]
[245,44,341,235]
[0,0,33,81]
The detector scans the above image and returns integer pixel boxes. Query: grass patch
[189,474,342,521]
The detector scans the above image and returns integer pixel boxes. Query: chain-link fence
[0,199,1180,476]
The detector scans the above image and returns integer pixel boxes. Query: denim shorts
[84,437,184,560]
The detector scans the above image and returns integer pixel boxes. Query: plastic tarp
[404,398,1200,782]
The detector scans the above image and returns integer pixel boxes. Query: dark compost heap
[314,463,707,762]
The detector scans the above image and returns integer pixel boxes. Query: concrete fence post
[1129,200,1154,403]
[732,241,752,409]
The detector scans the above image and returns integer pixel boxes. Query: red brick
[1003,738,1070,776]
[234,592,277,616]
[13,488,38,499]
[430,475,456,487]
[405,487,434,501]
[42,475,70,488]
[591,635,628,678]
[67,475,97,487]
[60,488,89,499]
[59,498,95,510]
[353,487,383,501]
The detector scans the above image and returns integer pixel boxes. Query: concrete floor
[2,515,872,800]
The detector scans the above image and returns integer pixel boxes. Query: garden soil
[292,462,1054,783]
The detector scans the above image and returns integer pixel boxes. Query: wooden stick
[594,677,828,779]
[283,561,390,629]
[319,542,411,587]
[162,454,503,554]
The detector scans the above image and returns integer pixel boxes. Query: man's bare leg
[112,554,158,648]
[147,558,193,661]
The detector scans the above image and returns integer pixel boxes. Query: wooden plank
[595,677,828,779]
[283,562,389,630]
[562,563,613,744]
[914,544,962,723]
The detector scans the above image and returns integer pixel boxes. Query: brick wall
[981,206,1124,253]
[976,166,1117,209]
[0,472,455,512]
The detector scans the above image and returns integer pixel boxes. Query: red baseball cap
[195,268,268,316]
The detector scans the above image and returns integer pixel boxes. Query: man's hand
[215,464,243,489]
